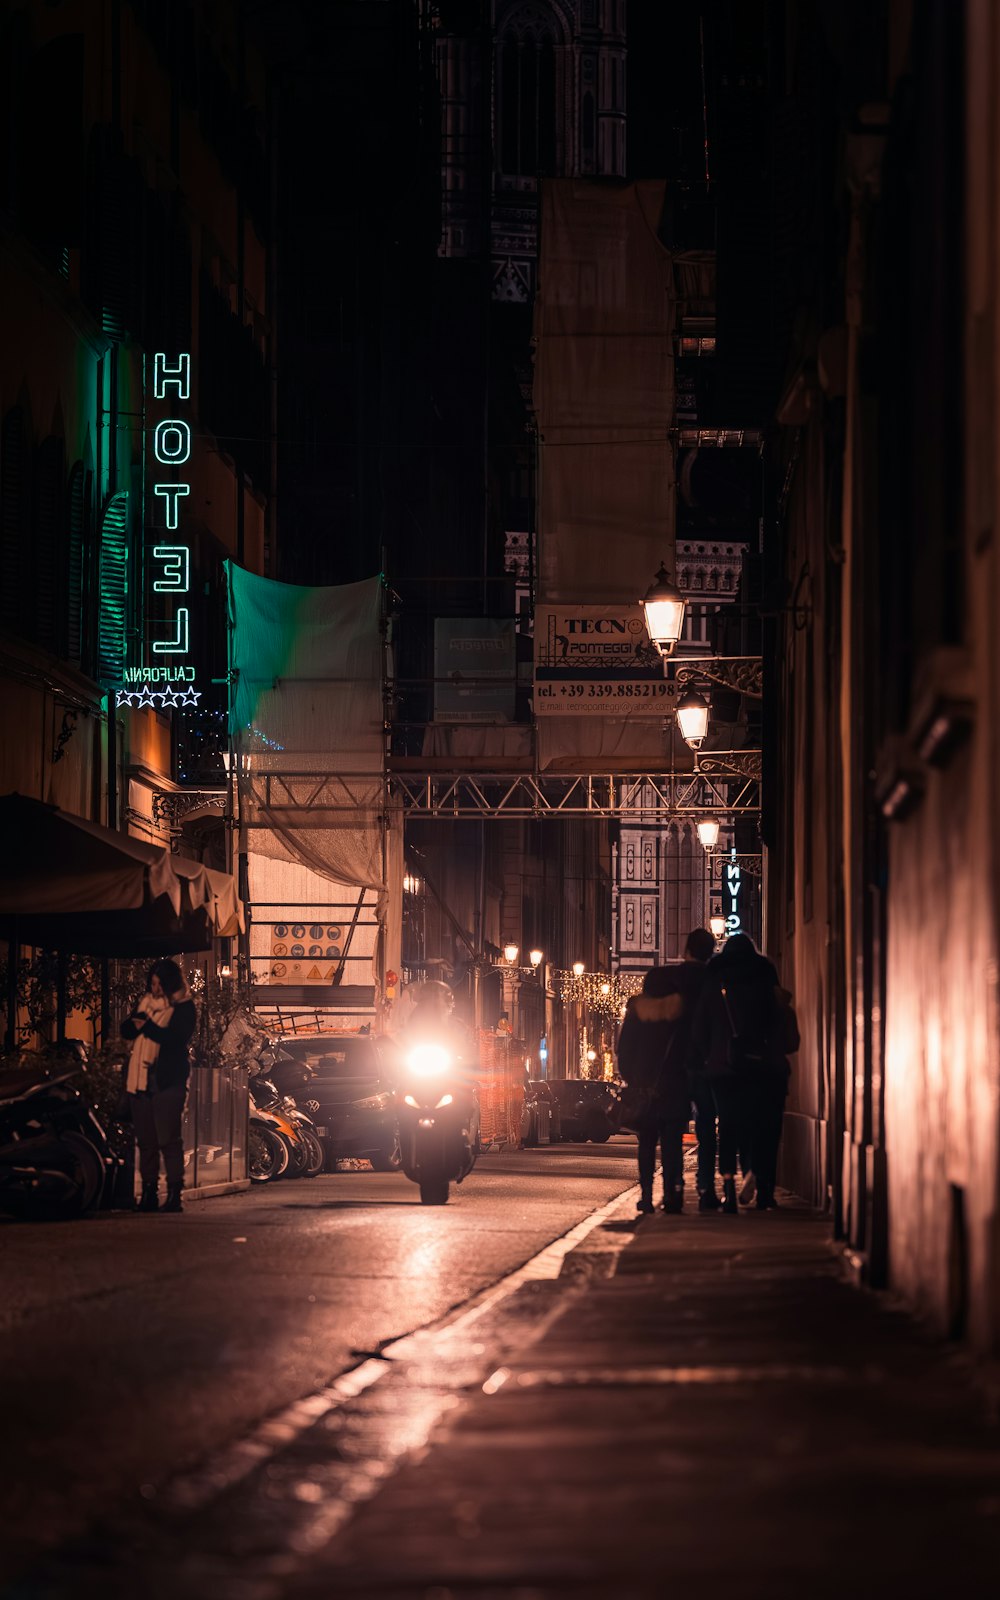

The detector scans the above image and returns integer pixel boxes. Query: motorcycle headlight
[405,1043,451,1079]
[435,1093,453,1110]
[404,1093,420,1109]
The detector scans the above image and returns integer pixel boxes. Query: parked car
[548,1079,619,1144]
[521,1080,562,1146]
[266,1034,404,1171]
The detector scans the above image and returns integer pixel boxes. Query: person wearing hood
[616,958,698,1215]
[121,959,197,1214]
[690,934,794,1213]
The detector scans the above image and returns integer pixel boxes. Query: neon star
[159,685,181,709]
[178,686,201,708]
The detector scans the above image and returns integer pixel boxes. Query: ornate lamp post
[642,563,686,656]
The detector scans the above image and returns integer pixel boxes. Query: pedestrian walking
[690,933,793,1213]
[616,960,695,1215]
[674,927,722,1210]
[121,959,196,1214]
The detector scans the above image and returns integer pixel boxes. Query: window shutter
[97,491,129,684]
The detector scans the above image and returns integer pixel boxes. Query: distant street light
[676,688,710,749]
[710,912,727,940]
[642,563,686,655]
[503,941,520,965]
[696,817,720,849]
[572,961,585,977]
[529,948,543,968]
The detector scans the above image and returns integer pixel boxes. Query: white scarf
[126,992,174,1094]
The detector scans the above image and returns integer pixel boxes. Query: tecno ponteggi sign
[533,603,676,716]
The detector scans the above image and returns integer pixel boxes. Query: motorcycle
[0,1067,114,1221]
[248,1089,291,1183]
[396,1038,479,1205]
[250,1073,324,1178]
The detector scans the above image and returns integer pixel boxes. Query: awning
[0,793,243,955]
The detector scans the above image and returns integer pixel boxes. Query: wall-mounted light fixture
[696,816,721,849]
[642,563,686,656]
[676,688,710,749]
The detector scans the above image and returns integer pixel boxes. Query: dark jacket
[690,943,790,1082]
[616,967,701,1121]
[122,999,196,1092]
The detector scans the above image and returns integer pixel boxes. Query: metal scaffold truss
[236,760,761,822]
[388,765,761,819]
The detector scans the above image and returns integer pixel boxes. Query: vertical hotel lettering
[121,352,200,706]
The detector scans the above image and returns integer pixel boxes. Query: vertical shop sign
[121,352,201,708]
[725,848,742,935]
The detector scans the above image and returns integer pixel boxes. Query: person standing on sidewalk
[121,960,196,1214]
[617,962,692,1214]
[690,934,792,1212]
[676,927,720,1211]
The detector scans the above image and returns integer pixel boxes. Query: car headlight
[405,1043,451,1078]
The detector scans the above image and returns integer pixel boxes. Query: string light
[555,970,644,1017]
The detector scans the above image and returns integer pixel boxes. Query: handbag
[720,985,770,1075]
[617,1033,677,1132]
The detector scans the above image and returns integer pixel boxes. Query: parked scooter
[251,1072,324,1177]
[248,1088,291,1183]
[396,1036,479,1205]
[0,1067,114,1221]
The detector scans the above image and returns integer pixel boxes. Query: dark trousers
[711,1077,751,1176]
[746,1075,788,1203]
[690,1074,717,1192]
[637,1109,687,1200]
[130,1084,186,1188]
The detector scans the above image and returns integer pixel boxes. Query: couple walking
[616,931,795,1215]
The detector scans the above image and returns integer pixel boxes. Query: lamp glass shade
[676,688,710,747]
[529,948,543,968]
[710,914,727,939]
[642,564,686,653]
[572,961,585,977]
[696,817,720,849]
[503,942,520,965]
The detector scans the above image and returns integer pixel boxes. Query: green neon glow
[97,492,129,684]
[152,545,190,593]
[152,606,190,655]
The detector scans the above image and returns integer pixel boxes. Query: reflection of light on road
[405,1229,448,1280]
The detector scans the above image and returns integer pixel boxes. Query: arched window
[498,20,557,176]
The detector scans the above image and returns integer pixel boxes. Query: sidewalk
[18,1185,1000,1600]
[292,1190,1000,1600]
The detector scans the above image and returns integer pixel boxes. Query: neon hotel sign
[120,353,200,709]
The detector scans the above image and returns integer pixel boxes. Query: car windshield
[276,1038,380,1077]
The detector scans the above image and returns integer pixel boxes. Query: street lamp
[696,816,720,849]
[676,687,710,749]
[572,960,585,978]
[710,912,727,941]
[503,941,520,965]
[642,563,686,656]
[529,947,543,969]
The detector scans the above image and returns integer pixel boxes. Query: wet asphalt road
[0,1138,638,1579]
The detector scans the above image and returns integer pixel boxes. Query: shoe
[636,1198,655,1215]
[662,1189,684,1215]
[698,1188,722,1213]
[162,1185,183,1214]
[739,1171,757,1207]
[721,1177,738,1215]
[135,1184,159,1213]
